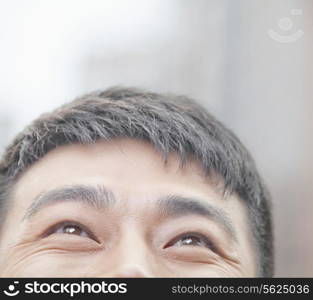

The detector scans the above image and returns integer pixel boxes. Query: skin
[0,138,257,277]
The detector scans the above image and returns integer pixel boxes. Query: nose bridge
[108,220,154,278]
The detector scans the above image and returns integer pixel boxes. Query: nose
[113,265,149,278]
[98,224,155,277]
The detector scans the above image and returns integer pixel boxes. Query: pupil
[64,225,81,235]
[182,236,200,245]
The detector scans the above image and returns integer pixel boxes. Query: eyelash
[43,221,217,253]
[43,220,100,243]
[165,232,217,252]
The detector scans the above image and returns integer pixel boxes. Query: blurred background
[0,0,312,276]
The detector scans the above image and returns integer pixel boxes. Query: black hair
[0,86,273,276]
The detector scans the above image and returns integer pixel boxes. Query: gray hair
[0,86,273,276]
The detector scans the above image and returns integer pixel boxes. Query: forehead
[14,138,224,203]
[11,138,252,238]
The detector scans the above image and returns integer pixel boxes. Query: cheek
[162,262,245,278]
[1,253,246,277]
[1,253,96,277]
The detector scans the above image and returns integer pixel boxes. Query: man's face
[0,138,256,277]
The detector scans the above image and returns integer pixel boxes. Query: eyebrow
[22,184,115,221]
[157,196,237,242]
[22,184,237,242]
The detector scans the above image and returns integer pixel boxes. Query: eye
[55,223,88,237]
[165,232,215,251]
[44,220,99,242]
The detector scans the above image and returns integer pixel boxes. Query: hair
[0,86,273,276]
